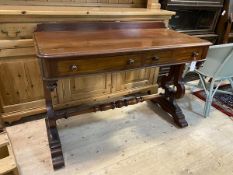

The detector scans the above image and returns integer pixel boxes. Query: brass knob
[152,56,160,61]
[70,64,78,71]
[128,59,135,65]
[192,52,199,59]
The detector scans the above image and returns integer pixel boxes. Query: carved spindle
[95,96,145,112]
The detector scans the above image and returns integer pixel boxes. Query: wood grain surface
[34,23,210,58]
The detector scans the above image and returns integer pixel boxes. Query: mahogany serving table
[33,21,211,170]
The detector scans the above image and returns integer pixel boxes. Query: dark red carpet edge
[193,85,233,117]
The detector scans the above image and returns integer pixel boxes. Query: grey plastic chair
[195,43,233,117]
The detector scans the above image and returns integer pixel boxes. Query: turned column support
[0,119,4,132]
[152,64,188,128]
[0,100,4,132]
[43,80,65,170]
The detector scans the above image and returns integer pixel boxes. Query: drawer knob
[128,59,135,65]
[70,64,78,71]
[152,56,160,61]
[192,52,199,59]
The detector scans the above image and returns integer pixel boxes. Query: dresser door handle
[192,52,199,59]
[70,64,78,71]
[152,56,160,61]
[128,59,135,65]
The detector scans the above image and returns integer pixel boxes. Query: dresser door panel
[0,56,43,106]
[53,68,158,108]
[53,74,112,108]
[112,67,159,92]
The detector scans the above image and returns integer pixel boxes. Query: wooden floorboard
[6,93,233,175]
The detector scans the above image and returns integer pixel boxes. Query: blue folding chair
[194,43,233,117]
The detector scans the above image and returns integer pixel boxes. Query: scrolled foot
[173,114,188,128]
[151,97,188,128]
[45,119,65,170]
[52,153,65,170]
[49,128,65,170]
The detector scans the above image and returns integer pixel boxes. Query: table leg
[43,80,65,170]
[0,101,4,132]
[152,64,188,128]
[0,118,4,132]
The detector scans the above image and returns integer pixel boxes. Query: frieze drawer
[143,46,203,66]
[41,46,204,79]
[41,54,144,79]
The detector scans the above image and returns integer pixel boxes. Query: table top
[34,27,211,59]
